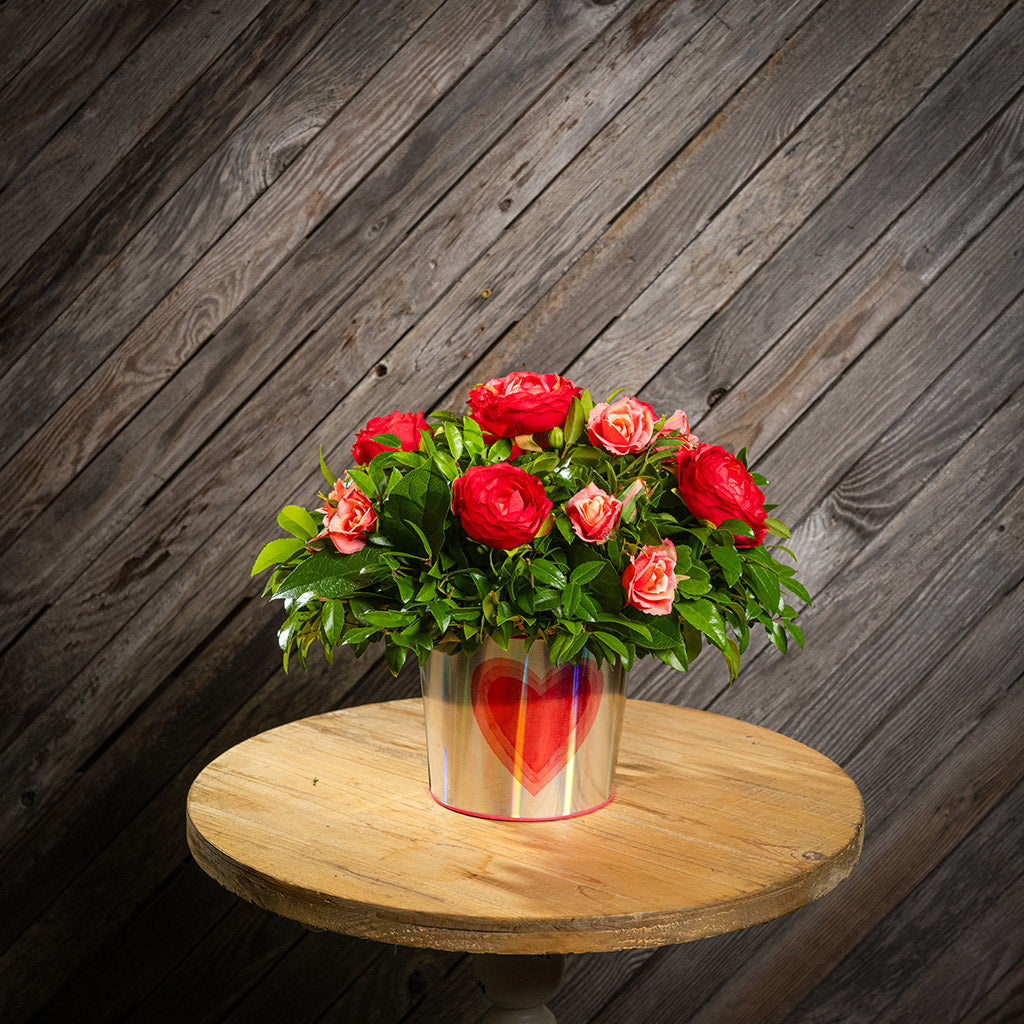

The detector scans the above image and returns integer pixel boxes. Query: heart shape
[471,656,603,796]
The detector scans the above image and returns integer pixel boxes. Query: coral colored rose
[654,409,699,453]
[317,481,376,554]
[452,463,553,549]
[566,483,621,543]
[587,396,656,455]
[352,410,430,464]
[622,540,680,615]
[676,443,767,547]
[468,371,581,442]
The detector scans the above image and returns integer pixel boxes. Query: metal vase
[419,638,626,821]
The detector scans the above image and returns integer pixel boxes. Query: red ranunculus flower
[468,371,581,442]
[676,443,767,547]
[622,539,680,615]
[351,410,430,464]
[452,463,553,549]
[315,480,376,554]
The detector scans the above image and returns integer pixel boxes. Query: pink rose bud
[655,409,699,452]
[622,539,680,616]
[566,482,622,543]
[316,481,376,554]
[586,396,656,455]
[618,478,647,524]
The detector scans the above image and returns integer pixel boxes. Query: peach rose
[587,396,656,455]
[317,480,376,554]
[622,539,680,615]
[566,483,621,543]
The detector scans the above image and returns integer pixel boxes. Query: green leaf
[744,562,784,615]
[343,625,380,645]
[563,396,586,446]
[769,621,788,654]
[623,608,682,649]
[277,505,320,540]
[654,647,688,672]
[718,518,755,540]
[487,438,513,461]
[433,450,459,481]
[593,630,629,661]
[709,544,742,586]
[764,516,791,539]
[384,643,408,676]
[780,576,812,606]
[721,636,741,681]
[533,588,562,611]
[530,559,567,588]
[428,600,452,632]
[677,599,728,648]
[785,619,805,648]
[252,537,306,576]
[462,415,485,454]
[369,432,403,450]
[272,547,386,601]
[595,614,652,642]
[682,620,703,662]
[675,575,712,598]
[569,561,605,586]
[319,447,336,486]
[558,630,589,663]
[380,463,450,556]
[443,421,463,460]
[362,610,416,632]
[322,600,346,646]
[345,466,378,500]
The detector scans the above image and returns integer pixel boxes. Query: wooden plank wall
[1,0,1021,1020]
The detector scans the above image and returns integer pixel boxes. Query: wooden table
[187,699,864,1022]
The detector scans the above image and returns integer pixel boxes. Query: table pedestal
[472,954,565,1023]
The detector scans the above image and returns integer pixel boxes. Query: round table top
[186,698,863,954]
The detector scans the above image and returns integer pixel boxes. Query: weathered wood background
[1,0,1021,1021]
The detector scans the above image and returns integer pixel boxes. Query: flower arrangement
[253,371,809,678]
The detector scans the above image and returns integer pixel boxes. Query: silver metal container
[419,638,626,820]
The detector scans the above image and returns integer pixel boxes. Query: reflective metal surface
[419,639,626,820]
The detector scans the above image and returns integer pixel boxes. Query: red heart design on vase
[471,656,603,796]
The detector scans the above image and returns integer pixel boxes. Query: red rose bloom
[352,410,430,464]
[675,444,767,547]
[468,371,581,442]
[452,463,553,549]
